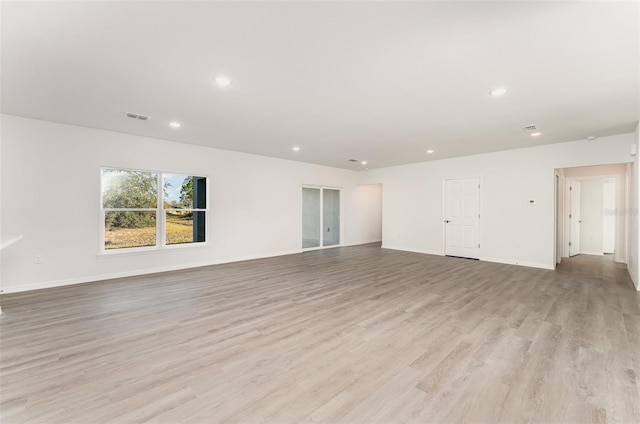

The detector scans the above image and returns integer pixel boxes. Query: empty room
[1,1,639,423]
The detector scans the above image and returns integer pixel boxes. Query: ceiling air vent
[522,124,537,132]
[348,159,358,162]
[125,112,150,121]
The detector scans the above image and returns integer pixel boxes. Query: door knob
[444,220,451,223]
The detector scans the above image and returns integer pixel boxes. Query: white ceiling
[1,1,638,170]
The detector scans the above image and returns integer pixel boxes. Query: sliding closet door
[302,186,341,249]
[302,187,321,248]
[322,189,340,246]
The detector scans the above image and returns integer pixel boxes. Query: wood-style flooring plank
[1,245,639,423]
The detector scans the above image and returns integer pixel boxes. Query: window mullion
[158,172,164,248]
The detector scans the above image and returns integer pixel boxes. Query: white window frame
[99,167,209,255]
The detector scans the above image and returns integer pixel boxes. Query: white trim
[628,265,639,291]
[381,245,554,270]
[301,244,341,251]
[479,256,555,270]
[2,249,302,294]
[554,170,561,268]
[96,241,209,257]
[565,178,577,257]
[381,245,444,256]
[343,239,382,246]
[0,235,23,250]
[157,173,164,247]
[625,164,631,266]
[579,251,605,256]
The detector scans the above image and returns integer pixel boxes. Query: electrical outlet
[34,255,42,264]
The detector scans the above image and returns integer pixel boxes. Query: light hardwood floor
[1,244,639,423]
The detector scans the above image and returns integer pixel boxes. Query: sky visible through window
[163,173,188,206]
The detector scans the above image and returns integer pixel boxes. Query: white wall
[0,114,380,293]
[629,122,639,289]
[1,114,635,292]
[603,179,616,254]
[579,179,604,255]
[359,133,636,270]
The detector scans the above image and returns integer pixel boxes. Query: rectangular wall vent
[522,125,537,132]
[125,112,149,121]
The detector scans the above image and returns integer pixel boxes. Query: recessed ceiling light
[169,122,181,129]
[215,76,232,87]
[426,149,435,154]
[292,146,300,152]
[489,87,508,97]
[586,135,597,141]
[530,132,542,137]
[361,161,367,165]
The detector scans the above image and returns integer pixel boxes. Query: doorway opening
[356,184,382,244]
[302,186,341,250]
[555,163,630,266]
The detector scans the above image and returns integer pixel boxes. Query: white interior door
[445,178,480,259]
[569,180,581,256]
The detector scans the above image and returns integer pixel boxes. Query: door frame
[301,185,343,251]
[565,178,581,257]
[442,176,482,259]
[564,174,621,258]
[555,170,563,267]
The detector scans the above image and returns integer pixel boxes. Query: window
[163,173,207,246]
[101,168,207,251]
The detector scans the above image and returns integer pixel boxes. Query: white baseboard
[1,249,302,294]
[628,264,639,291]
[381,246,553,270]
[480,256,555,270]
[579,251,605,256]
[380,245,555,270]
[343,239,382,247]
[381,245,444,256]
